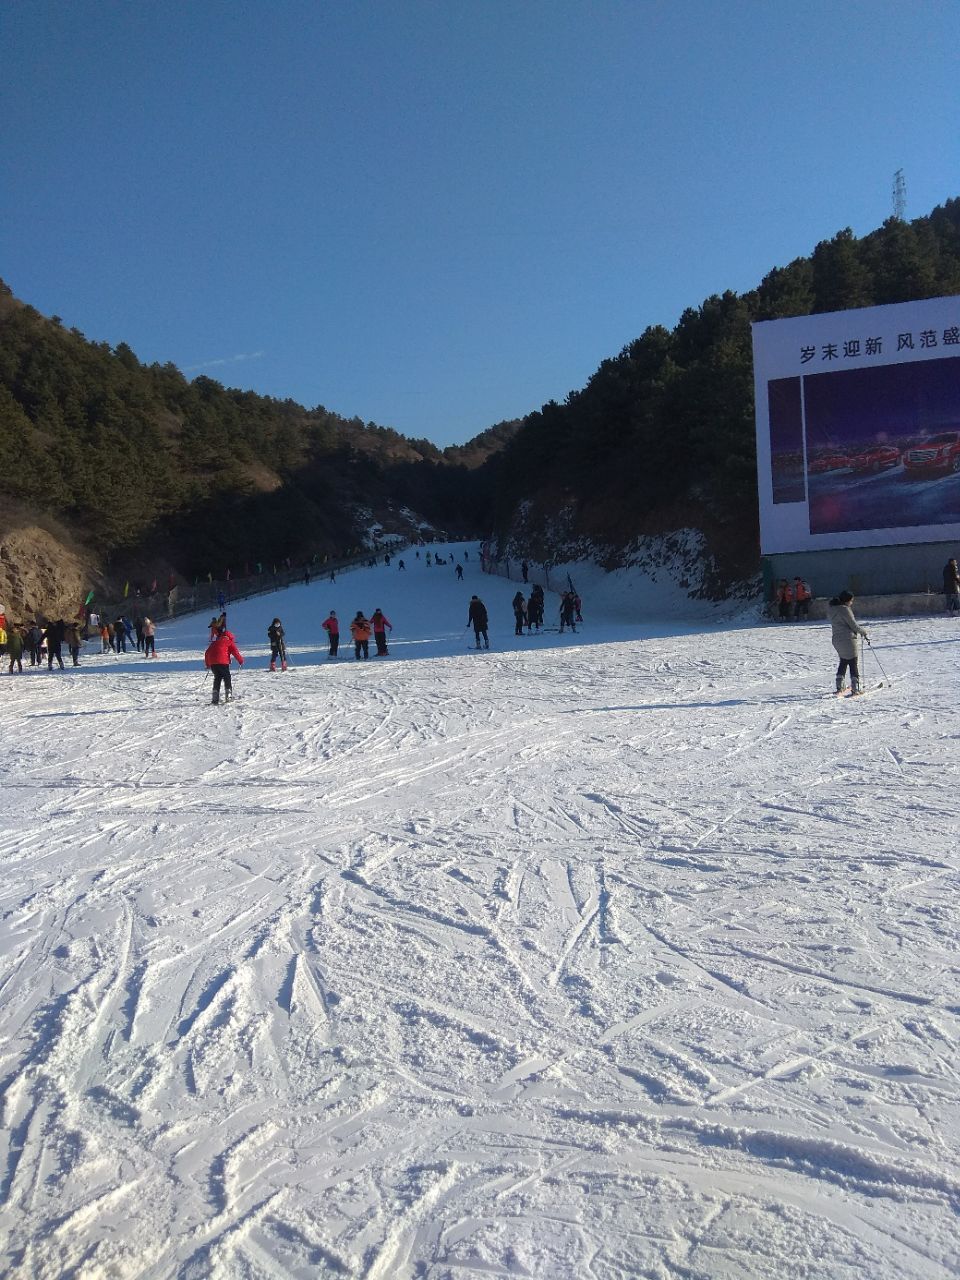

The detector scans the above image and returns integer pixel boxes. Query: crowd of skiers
[0,614,123,673]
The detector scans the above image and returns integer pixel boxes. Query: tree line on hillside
[0,282,505,575]
[2,199,959,587]
[489,200,960,565]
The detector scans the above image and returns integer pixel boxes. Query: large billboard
[752,296,960,554]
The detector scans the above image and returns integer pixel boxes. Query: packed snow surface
[1,546,958,1279]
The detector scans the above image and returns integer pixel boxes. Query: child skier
[267,618,287,671]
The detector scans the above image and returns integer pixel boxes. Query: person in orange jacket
[204,625,243,704]
[350,612,371,660]
[370,608,392,655]
[322,610,340,658]
[776,579,794,621]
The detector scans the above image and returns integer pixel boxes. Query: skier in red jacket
[322,610,339,658]
[204,626,244,704]
[370,608,392,655]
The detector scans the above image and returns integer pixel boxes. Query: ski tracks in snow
[1,616,959,1277]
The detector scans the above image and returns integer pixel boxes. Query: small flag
[124,581,129,598]
[84,590,95,605]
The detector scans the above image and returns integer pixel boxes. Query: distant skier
[455,563,464,580]
[350,612,372,660]
[828,590,869,695]
[528,584,544,631]
[204,624,243,704]
[44,619,66,669]
[267,617,287,671]
[776,580,793,622]
[398,559,406,571]
[559,592,577,634]
[943,559,960,612]
[64,621,82,666]
[370,608,392,656]
[7,625,24,673]
[521,561,529,583]
[512,591,526,636]
[29,622,44,664]
[573,592,583,624]
[143,617,157,657]
[322,610,340,658]
[793,578,811,621]
[468,596,489,649]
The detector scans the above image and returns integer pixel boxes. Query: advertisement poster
[752,296,960,554]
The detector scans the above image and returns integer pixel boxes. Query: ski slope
[2,545,959,1279]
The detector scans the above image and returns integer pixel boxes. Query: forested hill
[0,281,513,585]
[487,199,960,583]
[3,199,959,611]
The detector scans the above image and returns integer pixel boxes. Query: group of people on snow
[0,614,108,672]
[774,577,812,621]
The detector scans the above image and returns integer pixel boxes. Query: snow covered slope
[1,546,958,1278]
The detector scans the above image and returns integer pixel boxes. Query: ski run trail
[1,544,959,1280]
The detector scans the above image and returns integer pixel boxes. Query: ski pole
[866,638,890,685]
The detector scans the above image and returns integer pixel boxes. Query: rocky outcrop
[0,523,98,621]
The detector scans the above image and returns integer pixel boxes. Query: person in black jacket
[511,591,526,635]
[44,619,66,670]
[943,558,960,612]
[267,618,287,671]
[468,596,489,649]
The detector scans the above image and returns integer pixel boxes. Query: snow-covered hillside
[2,545,958,1279]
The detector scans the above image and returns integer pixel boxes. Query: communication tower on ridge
[892,169,906,221]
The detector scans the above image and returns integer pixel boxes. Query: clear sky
[3,1,958,447]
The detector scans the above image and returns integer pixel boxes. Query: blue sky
[3,1,958,447]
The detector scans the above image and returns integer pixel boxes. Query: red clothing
[370,611,392,633]
[794,580,811,601]
[322,615,339,636]
[205,629,243,667]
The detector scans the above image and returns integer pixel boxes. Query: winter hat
[838,590,854,603]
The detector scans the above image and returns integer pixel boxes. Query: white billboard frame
[752,295,960,555]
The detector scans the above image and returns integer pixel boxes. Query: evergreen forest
[2,198,959,593]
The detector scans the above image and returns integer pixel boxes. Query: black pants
[374,631,388,655]
[836,657,860,686]
[354,639,368,659]
[328,634,339,656]
[473,628,489,648]
[69,645,80,666]
[144,635,155,656]
[48,645,64,670]
[514,613,524,635]
[211,664,232,702]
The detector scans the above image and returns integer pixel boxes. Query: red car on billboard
[902,431,960,476]
[850,445,901,474]
[808,451,852,474]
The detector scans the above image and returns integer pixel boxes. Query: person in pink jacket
[322,610,339,658]
[204,626,243,704]
[370,608,392,655]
